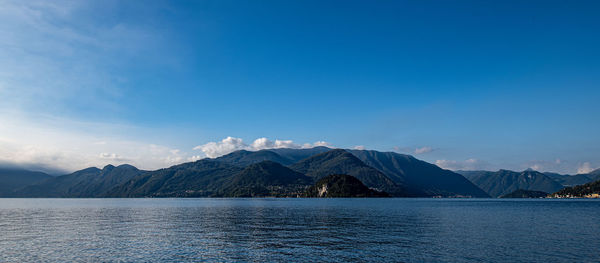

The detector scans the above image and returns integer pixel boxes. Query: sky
[0,0,599,174]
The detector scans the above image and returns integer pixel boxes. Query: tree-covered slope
[290,149,409,196]
[349,150,489,197]
[462,169,564,197]
[544,172,593,187]
[220,161,312,197]
[552,179,600,197]
[268,146,332,163]
[15,164,143,197]
[0,168,52,197]
[305,174,389,197]
[213,149,294,166]
[105,160,242,197]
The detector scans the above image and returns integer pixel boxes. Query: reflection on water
[0,198,599,262]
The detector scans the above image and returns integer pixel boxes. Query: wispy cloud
[414,146,433,154]
[577,162,595,174]
[394,146,435,155]
[0,113,189,173]
[193,137,332,158]
[0,1,190,174]
[0,0,176,117]
[435,158,488,171]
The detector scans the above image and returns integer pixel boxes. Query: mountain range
[458,168,600,197]
[2,147,598,198]
[1,147,490,198]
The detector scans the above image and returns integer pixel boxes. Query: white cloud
[313,141,331,147]
[435,158,488,171]
[394,146,434,155]
[353,145,366,150]
[193,137,248,158]
[529,164,542,171]
[0,113,189,173]
[194,137,332,158]
[577,162,594,174]
[250,137,304,149]
[414,146,433,154]
[99,153,126,161]
[0,1,177,119]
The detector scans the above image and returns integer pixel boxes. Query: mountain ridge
[349,150,489,197]
[460,169,564,197]
[289,149,410,196]
[1,147,515,198]
[0,168,53,197]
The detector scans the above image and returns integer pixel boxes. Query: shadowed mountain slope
[305,174,389,198]
[268,146,332,163]
[290,149,410,196]
[220,161,312,197]
[213,147,333,167]
[0,168,53,197]
[587,169,600,181]
[16,164,143,197]
[106,160,242,197]
[544,172,594,187]
[461,169,564,197]
[349,150,489,197]
[213,149,294,166]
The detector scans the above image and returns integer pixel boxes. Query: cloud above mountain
[435,158,488,171]
[194,137,332,158]
[414,146,434,154]
[577,162,595,174]
[394,146,435,155]
[0,113,189,173]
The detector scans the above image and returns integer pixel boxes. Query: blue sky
[0,0,599,174]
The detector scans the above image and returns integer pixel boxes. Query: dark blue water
[0,198,598,262]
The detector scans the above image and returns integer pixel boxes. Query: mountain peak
[115,164,138,170]
[290,149,408,196]
[214,149,293,166]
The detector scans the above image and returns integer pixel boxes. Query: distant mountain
[220,161,312,197]
[499,189,548,198]
[586,169,600,181]
[544,172,593,187]
[305,174,389,198]
[349,150,489,197]
[552,179,600,198]
[16,164,143,197]
[289,149,409,196]
[106,160,242,197]
[460,169,564,197]
[0,168,52,197]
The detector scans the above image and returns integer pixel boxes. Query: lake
[0,198,598,262]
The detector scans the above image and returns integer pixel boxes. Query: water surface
[0,198,598,262]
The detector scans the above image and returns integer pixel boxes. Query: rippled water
[0,198,599,262]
